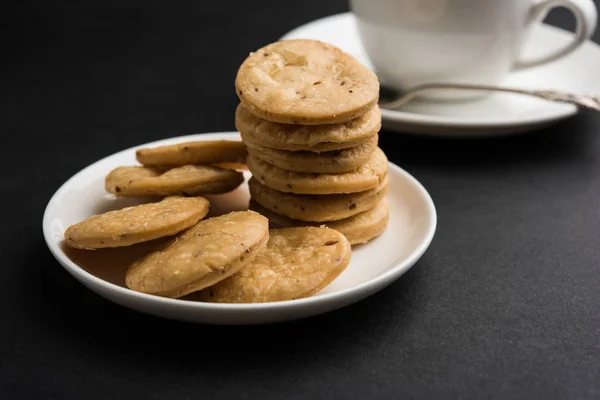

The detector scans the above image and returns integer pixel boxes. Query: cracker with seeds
[200,227,351,303]
[136,140,247,167]
[247,147,388,195]
[236,103,380,153]
[64,196,210,250]
[249,176,388,222]
[251,198,389,245]
[105,165,244,197]
[125,211,269,298]
[246,135,378,173]
[235,39,379,124]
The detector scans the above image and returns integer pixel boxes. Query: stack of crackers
[61,39,391,304]
[235,39,389,245]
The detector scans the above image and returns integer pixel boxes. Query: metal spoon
[379,83,600,112]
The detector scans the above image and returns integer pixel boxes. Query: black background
[2,1,600,399]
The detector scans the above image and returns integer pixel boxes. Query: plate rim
[280,12,593,129]
[42,131,437,312]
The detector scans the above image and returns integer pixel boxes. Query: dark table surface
[2,1,600,399]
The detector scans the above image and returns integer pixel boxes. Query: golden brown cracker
[200,227,351,303]
[236,103,380,152]
[125,211,269,298]
[65,196,210,249]
[105,165,243,197]
[247,147,388,195]
[245,135,378,173]
[250,198,389,245]
[235,39,379,124]
[248,175,389,222]
[136,140,247,167]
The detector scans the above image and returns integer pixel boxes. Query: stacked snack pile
[60,38,393,305]
[235,39,389,245]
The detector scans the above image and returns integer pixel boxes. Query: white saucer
[42,132,436,325]
[281,13,600,136]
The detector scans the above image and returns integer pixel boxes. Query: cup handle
[516,0,597,69]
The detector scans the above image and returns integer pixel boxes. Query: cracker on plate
[136,140,247,167]
[125,210,269,298]
[235,39,379,124]
[247,147,388,195]
[200,227,351,303]
[105,165,244,197]
[65,196,210,249]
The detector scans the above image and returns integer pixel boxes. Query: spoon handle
[380,83,600,112]
[528,90,600,112]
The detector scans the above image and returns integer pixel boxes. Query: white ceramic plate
[281,13,600,136]
[43,132,436,325]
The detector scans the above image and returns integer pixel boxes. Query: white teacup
[350,0,598,92]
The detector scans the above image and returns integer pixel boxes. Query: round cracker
[135,140,247,167]
[248,175,389,222]
[105,165,244,197]
[125,211,269,298]
[65,196,210,250]
[246,135,378,173]
[247,147,388,195]
[235,39,379,124]
[236,103,380,152]
[199,227,351,303]
[250,198,389,245]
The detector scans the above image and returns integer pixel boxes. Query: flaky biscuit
[235,39,379,124]
[200,227,351,303]
[65,196,210,249]
[249,175,388,222]
[250,198,389,245]
[125,211,269,298]
[247,147,388,195]
[236,103,380,152]
[105,165,243,197]
[245,135,378,173]
[136,140,247,167]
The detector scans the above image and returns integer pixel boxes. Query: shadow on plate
[61,239,169,288]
